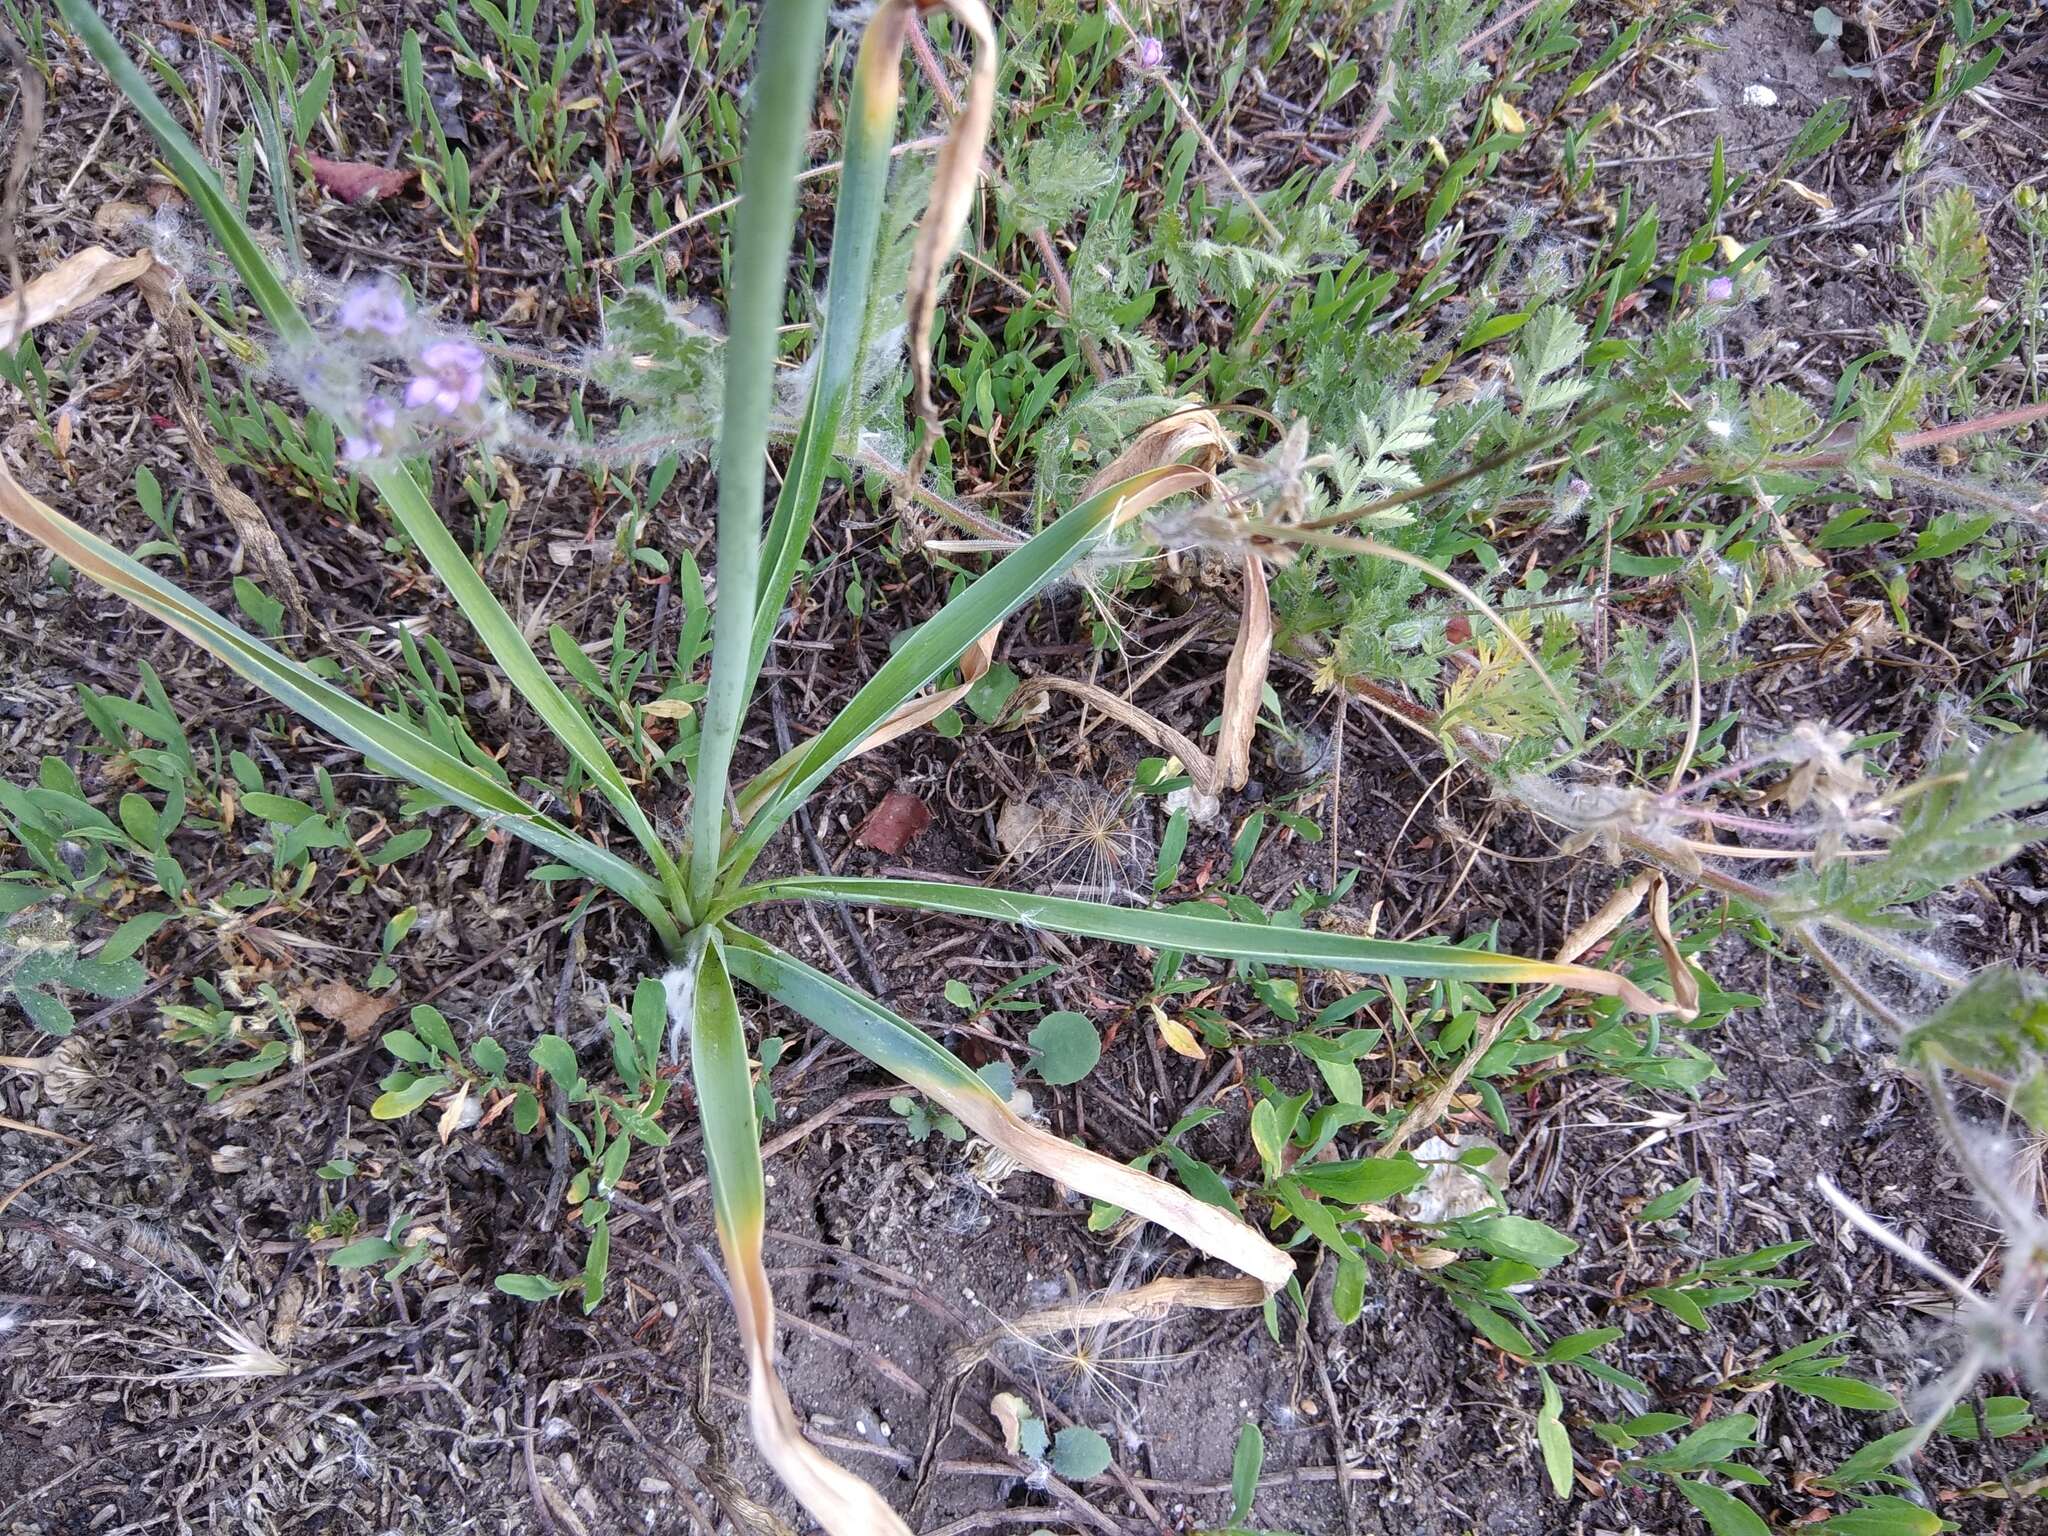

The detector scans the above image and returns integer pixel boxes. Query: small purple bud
[406,339,488,417]
[1568,477,1590,497]
[336,280,409,338]
[342,396,399,464]
[1704,275,1735,303]
[1134,35,1163,70]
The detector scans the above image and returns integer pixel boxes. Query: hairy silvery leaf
[589,289,725,430]
[1903,967,2048,1132]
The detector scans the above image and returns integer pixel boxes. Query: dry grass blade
[1382,869,1696,1152]
[1645,872,1701,1018]
[905,0,997,438]
[1215,553,1272,791]
[1082,401,1231,495]
[0,245,151,348]
[943,1084,1294,1288]
[842,622,1000,761]
[974,1274,1265,1348]
[1005,675,1220,798]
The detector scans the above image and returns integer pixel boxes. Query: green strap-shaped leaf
[688,0,831,910]
[721,464,1202,889]
[721,929,1294,1286]
[745,1,913,704]
[675,939,914,1534]
[733,876,1671,1012]
[60,0,688,925]
[0,467,682,955]
[360,461,691,923]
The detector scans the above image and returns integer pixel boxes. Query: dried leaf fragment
[309,978,392,1040]
[854,790,932,855]
[0,245,153,348]
[305,155,413,204]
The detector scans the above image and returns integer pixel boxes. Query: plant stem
[688,0,829,911]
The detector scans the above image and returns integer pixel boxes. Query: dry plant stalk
[905,0,997,439]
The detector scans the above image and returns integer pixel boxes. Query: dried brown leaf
[1215,553,1272,791]
[853,790,932,855]
[0,246,152,348]
[305,155,413,204]
[308,978,392,1040]
[436,1081,472,1145]
[989,1392,1031,1455]
[904,0,996,435]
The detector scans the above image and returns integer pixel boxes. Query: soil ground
[4,3,2048,1535]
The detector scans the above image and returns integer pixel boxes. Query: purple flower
[1134,35,1164,70]
[342,396,398,464]
[404,339,488,417]
[336,280,409,338]
[1704,275,1735,303]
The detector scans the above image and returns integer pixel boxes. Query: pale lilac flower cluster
[325,280,496,466]
[1133,35,1163,70]
[406,340,488,417]
[342,396,398,465]
[1703,275,1736,303]
[336,280,408,338]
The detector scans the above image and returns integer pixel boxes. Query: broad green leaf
[1782,1375,1900,1412]
[1536,1369,1573,1497]
[1049,1425,1111,1481]
[381,1029,434,1065]
[1444,1291,1534,1357]
[1292,1156,1424,1205]
[470,1036,509,1078]
[1332,1254,1367,1325]
[530,1034,580,1093]
[495,1273,567,1301]
[1820,1425,1923,1489]
[1939,1395,2034,1439]
[1813,1496,1952,1535]
[1646,1285,1710,1331]
[1539,1327,1622,1364]
[735,878,1668,1010]
[1639,1413,1759,1472]
[1029,1010,1100,1085]
[370,1074,446,1119]
[329,1237,402,1269]
[1230,1422,1265,1525]
[1461,1214,1577,1268]
[410,1004,460,1060]
[1675,1480,1770,1536]
[1640,1176,1703,1221]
